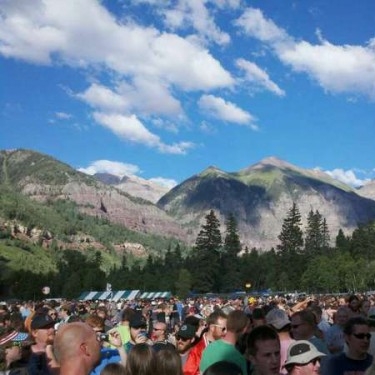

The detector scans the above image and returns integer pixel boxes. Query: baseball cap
[284,341,326,367]
[129,315,147,329]
[177,324,196,339]
[31,314,55,330]
[266,308,290,330]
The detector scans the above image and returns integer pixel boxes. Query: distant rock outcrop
[94,173,170,204]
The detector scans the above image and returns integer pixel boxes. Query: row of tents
[77,290,172,302]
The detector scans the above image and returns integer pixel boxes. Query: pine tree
[221,214,242,292]
[305,210,325,257]
[192,210,222,293]
[277,202,304,289]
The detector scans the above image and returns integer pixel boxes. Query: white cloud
[324,168,368,188]
[55,111,72,119]
[235,8,289,44]
[78,160,141,178]
[235,7,375,98]
[0,0,233,90]
[93,112,194,154]
[198,94,258,129]
[149,177,178,189]
[163,0,231,46]
[236,58,285,96]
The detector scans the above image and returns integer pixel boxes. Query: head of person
[0,330,30,370]
[284,340,326,375]
[54,322,101,373]
[85,315,106,345]
[266,308,291,332]
[96,306,107,320]
[203,361,243,375]
[226,310,250,338]
[30,314,55,346]
[155,347,182,375]
[361,299,371,315]
[59,305,71,319]
[306,305,322,324]
[48,308,58,322]
[175,324,196,354]
[348,295,360,313]
[343,316,371,358]
[129,315,148,343]
[252,308,266,328]
[121,307,136,324]
[246,325,281,375]
[290,311,316,340]
[125,343,154,375]
[206,310,228,340]
[151,321,167,342]
[334,306,350,327]
[100,362,126,375]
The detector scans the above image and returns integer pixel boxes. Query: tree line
[2,203,375,300]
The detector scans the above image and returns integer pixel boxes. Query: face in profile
[249,339,281,375]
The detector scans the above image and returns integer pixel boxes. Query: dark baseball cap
[129,315,147,329]
[31,314,55,330]
[177,324,196,339]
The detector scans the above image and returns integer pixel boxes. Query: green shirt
[200,339,248,375]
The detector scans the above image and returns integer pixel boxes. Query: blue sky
[1,0,375,189]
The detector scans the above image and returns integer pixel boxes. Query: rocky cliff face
[357,180,375,201]
[2,149,375,251]
[0,149,186,241]
[95,173,170,204]
[158,158,375,250]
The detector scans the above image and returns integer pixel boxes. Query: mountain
[0,149,185,241]
[2,149,375,252]
[357,180,375,200]
[94,173,170,204]
[158,157,375,249]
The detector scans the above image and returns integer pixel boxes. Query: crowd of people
[1,293,375,375]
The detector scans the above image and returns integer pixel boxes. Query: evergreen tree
[304,210,328,257]
[191,210,222,293]
[276,202,304,289]
[221,214,242,292]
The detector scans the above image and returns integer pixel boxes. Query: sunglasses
[212,324,227,332]
[352,333,371,340]
[176,335,189,341]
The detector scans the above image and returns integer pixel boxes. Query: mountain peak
[253,157,297,170]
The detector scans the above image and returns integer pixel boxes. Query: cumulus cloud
[236,58,285,96]
[0,0,233,90]
[235,7,375,98]
[78,160,141,178]
[324,168,368,188]
[93,112,194,154]
[78,160,178,188]
[198,94,258,130]
[163,0,231,45]
[149,177,178,189]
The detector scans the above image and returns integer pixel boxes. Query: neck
[59,360,89,375]
[347,350,367,361]
[205,332,215,342]
[222,331,236,345]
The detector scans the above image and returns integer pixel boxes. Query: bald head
[54,322,100,374]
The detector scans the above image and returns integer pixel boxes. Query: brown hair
[125,343,154,375]
[85,315,105,331]
[155,348,182,375]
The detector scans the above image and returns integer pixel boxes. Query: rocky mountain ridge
[1,148,375,251]
[94,172,170,204]
[158,157,375,249]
